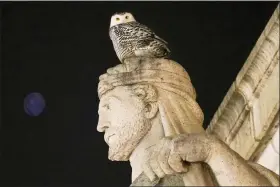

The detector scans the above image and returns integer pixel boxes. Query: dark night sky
[0,2,278,187]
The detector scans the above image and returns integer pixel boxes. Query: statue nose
[97,121,110,132]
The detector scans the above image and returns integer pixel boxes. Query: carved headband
[98,57,197,101]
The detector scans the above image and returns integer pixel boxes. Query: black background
[0,2,278,186]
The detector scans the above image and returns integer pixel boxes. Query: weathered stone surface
[256,125,279,175]
[97,5,280,186]
[97,57,279,186]
[207,5,279,171]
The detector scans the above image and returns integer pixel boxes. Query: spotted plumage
[109,12,171,63]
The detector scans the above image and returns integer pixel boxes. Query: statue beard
[108,116,152,161]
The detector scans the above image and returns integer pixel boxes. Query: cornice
[206,5,279,147]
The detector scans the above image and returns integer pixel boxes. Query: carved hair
[130,83,204,136]
[131,84,157,103]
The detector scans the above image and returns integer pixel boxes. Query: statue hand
[142,133,217,181]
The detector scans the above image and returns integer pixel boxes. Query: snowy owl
[109,12,171,63]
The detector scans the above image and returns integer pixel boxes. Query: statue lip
[105,133,116,143]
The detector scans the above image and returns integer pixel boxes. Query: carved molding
[250,112,279,161]
[206,5,279,160]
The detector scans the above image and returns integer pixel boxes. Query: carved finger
[168,152,187,173]
[158,140,175,175]
[149,140,166,178]
[142,154,157,182]
[150,158,165,178]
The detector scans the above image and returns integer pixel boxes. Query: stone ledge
[206,5,279,159]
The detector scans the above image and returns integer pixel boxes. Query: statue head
[97,58,204,161]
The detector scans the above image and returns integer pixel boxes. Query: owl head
[110,12,136,28]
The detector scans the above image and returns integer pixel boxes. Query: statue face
[97,86,152,161]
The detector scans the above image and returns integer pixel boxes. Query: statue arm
[206,138,279,186]
[141,132,279,186]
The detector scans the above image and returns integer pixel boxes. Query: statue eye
[116,17,120,21]
[125,16,129,19]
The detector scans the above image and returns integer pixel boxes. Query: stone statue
[97,57,279,186]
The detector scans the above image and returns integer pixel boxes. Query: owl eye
[125,16,129,19]
[116,17,120,21]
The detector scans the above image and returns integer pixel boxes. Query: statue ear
[132,84,158,119]
[144,102,158,119]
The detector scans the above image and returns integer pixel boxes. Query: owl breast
[109,25,135,62]
[109,22,170,63]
